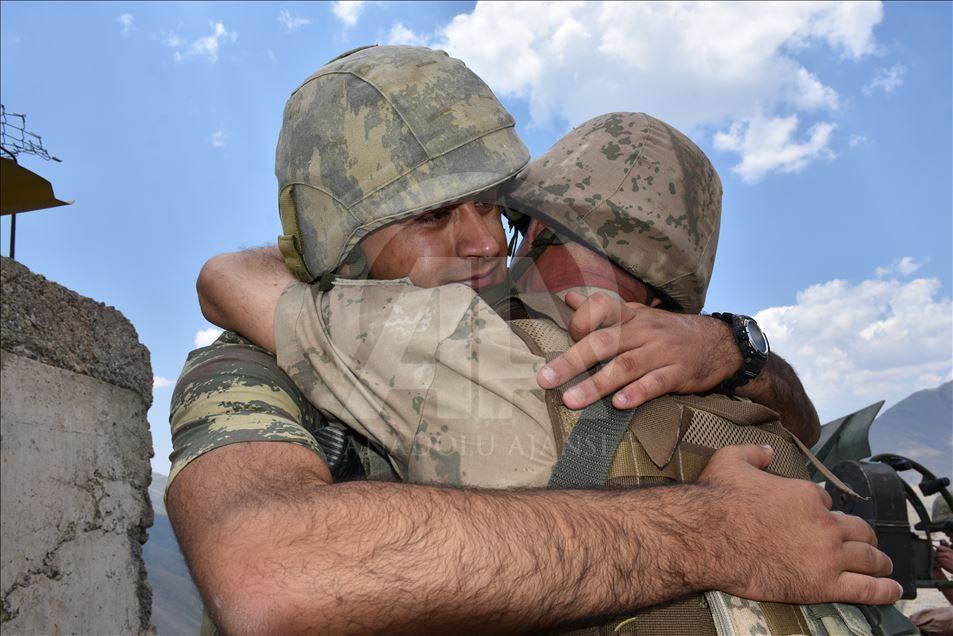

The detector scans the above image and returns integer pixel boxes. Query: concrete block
[1,257,154,634]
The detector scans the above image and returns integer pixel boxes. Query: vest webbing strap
[547,395,635,489]
[508,228,565,285]
[506,315,641,490]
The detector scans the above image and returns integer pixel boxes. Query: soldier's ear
[513,219,543,258]
[524,219,544,243]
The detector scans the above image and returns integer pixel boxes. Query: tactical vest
[497,294,916,636]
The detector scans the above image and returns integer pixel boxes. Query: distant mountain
[144,473,203,635]
[869,381,953,482]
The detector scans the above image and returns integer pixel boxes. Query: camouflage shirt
[274,278,562,487]
[167,331,328,491]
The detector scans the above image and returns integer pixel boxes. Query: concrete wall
[1,256,154,634]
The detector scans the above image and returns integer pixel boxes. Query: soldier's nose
[456,205,502,258]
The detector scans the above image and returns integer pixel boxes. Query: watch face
[745,321,769,355]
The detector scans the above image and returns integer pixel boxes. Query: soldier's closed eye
[415,208,453,226]
[474,202,499,214]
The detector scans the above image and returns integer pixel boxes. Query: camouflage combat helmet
[500,112,722,314]
[276,45,530,284]
[934,495,952,523]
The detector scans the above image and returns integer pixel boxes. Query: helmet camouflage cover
[934,495,952,523]
[500,112,722,314]
[276,45,529,282]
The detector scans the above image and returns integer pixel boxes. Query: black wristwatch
[710,313,770,395]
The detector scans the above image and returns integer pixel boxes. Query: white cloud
[163,33,187,49]
[388,23,431,47]
[164,21,237,63]
[278,10,311,32]
[875,256,924,278]
[863,63,907,96]
[153,376,172,389]
[712,114,836,182]
[791,67,840,111]
[117,13,134,36]
[195,328,224,347]
[848,134,868,148]
[754,272,952,422]
[797,0,883,60]
[210,129,227,148]
[332,1,366,27]
[429,1,882,181]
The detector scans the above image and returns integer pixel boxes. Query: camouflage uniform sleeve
[166,331,327,495]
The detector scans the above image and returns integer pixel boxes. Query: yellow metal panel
[0,157,72,215]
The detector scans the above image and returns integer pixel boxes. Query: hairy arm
[538,292,821,445]
[197,246,292,352]
[168,442,898,634]
[735,352,819,445]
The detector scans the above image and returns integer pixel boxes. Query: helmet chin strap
[508,227,564,284]
[318,246,371,291]
[643,285,656,307]
[506,229,520,259]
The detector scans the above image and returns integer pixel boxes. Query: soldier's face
[359,200,508,289]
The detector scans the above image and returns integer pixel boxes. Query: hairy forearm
[170,443,719,634]
[243,482,713,632]
[171,443,900,633]
[736,353,820,446]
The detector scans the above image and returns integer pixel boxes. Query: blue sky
[1,1,950,476]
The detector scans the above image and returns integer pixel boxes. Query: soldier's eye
[416,208,452,226]
[474,202,499,214]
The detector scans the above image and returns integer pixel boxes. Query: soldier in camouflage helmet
[499,111,721,314]
[169,108,900,633]
[274,44,528,288]
[499,111,727,410]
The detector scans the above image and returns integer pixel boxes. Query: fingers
[566,293,643,342]
[836,513,878,547]
[541,342,675,410]
[562,290,588,310]
[840,541,893,577]
[539,312,655,395]
[710,444,776,471]
[561,361,673,410]
[834,572,903,606]
[611,370,672,409]
[538,330,623,390]
[566,292,620,340]
[815,484,833,510]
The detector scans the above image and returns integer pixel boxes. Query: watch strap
[711,312,769,395]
